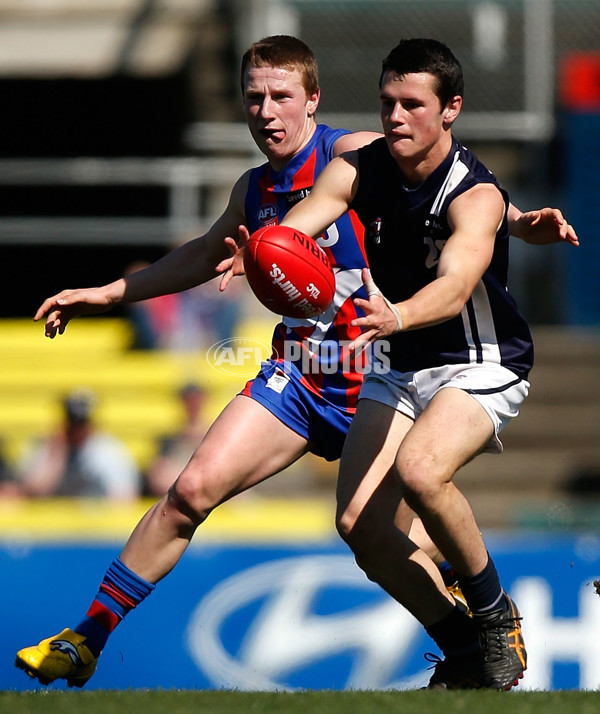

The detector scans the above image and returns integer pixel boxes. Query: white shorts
[360,363,530,453]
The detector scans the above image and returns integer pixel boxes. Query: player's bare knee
[166,469,217,525]
[336,506,386,559]
[396,457,448,511]
[335,501,372,546]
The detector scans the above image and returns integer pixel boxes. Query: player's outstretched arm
[35,173,249,338]
[280,153,358,238]
[35,229,230,339]
[34,283,127,338]
[508,205,579,246]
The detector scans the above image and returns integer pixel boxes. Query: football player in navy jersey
[18,35,576,689]
[277,38,576,689]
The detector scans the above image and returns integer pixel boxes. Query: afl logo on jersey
[258,203,279,225]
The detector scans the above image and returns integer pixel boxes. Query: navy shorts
[241,360,353,461]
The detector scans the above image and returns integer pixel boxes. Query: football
[244,225,336,319]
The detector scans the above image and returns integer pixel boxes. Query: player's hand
[216,224,249,291]
[348,269,404,352]
[34,287,115,338]
[513,207,579,246]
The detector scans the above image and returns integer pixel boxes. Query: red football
[244,225,335,319]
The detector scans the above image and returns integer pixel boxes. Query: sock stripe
[99,582,138,610]
[86,600,121,632]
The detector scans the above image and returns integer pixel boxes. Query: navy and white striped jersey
[351,137,534,380]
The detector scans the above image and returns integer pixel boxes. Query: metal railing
[0,154,249,245]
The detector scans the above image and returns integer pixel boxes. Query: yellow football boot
[15,628,98,687]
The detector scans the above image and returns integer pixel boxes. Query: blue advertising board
[3,528,600,692]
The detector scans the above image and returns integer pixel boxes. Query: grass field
[1,690,599,714]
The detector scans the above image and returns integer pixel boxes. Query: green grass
[1,690,599,714]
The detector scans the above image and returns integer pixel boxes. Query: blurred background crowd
[0,0,598,530]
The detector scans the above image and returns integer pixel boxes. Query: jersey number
[316,222,339,248]
[424,236,447,269]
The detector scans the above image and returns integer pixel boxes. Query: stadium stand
[0,2,598,529]
[0,316,275,475]
[457,327,600,528]
[0,316,598,527]
[0,0,218,79]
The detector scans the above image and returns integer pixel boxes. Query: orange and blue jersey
[244,124,370,413]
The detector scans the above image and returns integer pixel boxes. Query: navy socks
[455,554,508,616]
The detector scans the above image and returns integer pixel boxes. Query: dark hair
[63,389,96,423]
[379,38,464,108]
[240,35,319,96]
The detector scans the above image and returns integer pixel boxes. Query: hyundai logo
[185,554,429,690]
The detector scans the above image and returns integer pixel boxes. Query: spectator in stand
[0,439,19,497]
[144,382,210,496]
[122,260,181,350]
[16,388,141,500]
[123,259,245,353]
[174,278,245,352]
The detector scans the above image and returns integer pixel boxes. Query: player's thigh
[336,398,413,533]
[397,386,494,486]
[179,394,309,504]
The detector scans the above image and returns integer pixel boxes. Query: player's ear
[307,88,320,117]
[443,95,462,126]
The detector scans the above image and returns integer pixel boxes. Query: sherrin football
[244,225,335,319]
